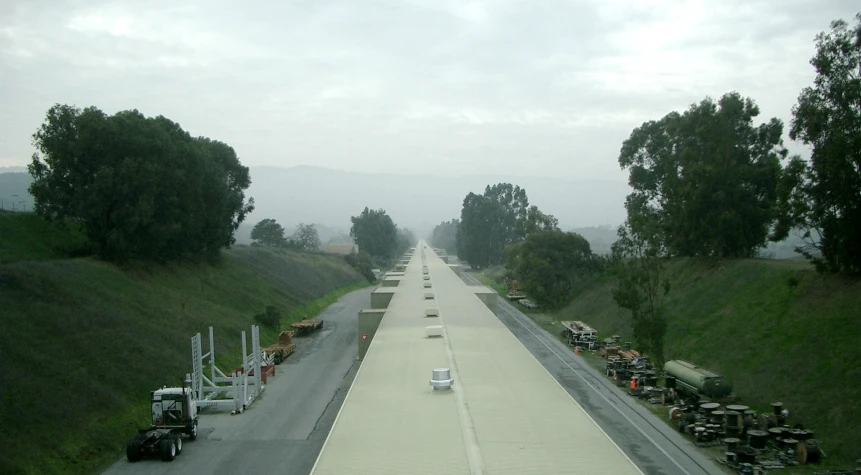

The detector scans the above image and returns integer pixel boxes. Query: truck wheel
[174,434,183,455]
[160,437,176,461]
[188,421,198,440]
[126,440,142,462]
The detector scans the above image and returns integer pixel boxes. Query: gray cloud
[1,0,856,179]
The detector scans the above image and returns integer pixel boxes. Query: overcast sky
[1,0,857,180]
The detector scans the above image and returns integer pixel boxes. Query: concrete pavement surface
[102,286,372,475]
[459,271,728,475]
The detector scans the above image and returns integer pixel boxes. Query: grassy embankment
[0,211,369,474]
[472,258,861,470]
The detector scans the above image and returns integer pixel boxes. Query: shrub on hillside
[253,305,282,328]
[344,251,376,282]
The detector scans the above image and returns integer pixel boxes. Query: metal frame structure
[190,325,267,414]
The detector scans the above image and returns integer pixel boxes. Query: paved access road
[459,271,728,475]
[102,286,372,475]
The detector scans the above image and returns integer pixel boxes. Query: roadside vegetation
[0,213,367,474]
[443,13,861,469]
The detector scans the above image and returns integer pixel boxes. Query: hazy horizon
[3,0,857,180]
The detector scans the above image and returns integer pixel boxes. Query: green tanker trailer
[664,360,733,399]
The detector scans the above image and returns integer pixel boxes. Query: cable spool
[795,439,822,464]
[759,414,777,430]
[747,430,768,449]
[724,437,741,451]
[768,426,784,441]
[710,410,725,425]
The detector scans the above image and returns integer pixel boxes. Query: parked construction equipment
[560,321,598,349]
[126,379,198,462]
[507,280,526,300]
[264,330,296,364]
[292,319,323,336]
[190,325,267,415]
[664,360,733,400]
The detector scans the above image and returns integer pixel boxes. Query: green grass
[478,259,861,469]
[0,212,90,263]
[0,237,368,474]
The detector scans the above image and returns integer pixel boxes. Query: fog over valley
[236,165,630,243]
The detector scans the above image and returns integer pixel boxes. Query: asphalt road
[102,286,371,475]
[459,271,728,475]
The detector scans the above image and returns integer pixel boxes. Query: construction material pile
[667,400,825,472]
[560,321,599,349]
[263,330,296,364]
[291,319,323,336]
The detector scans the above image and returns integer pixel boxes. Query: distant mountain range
[242,165,630,241]
[0,172,35,212]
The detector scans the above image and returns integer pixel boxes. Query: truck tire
[126,440,142,462]
[174,434,183,455]
[160,437,176,461]
[188,420,198,440]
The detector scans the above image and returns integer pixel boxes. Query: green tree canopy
[28,104,253,262]
[619,92,787,258]
[251,219,285,247]
[610,223,670,366]
[505,230,598,309]
[429,219,459,255]
[288,223,322,252]
[775,14,861,274]
[349,207,398,258]
[396,227,416,256]
[457,183,548,268]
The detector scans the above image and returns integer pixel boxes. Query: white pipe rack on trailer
[190,325,269,415]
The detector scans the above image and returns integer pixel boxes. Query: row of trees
[441,183,602,309]
[429,219,459,255]
[441,14,859,364]
[28,104,254,263]
[250,219,322,252]
[608,14,861,363]
[456,183,558,268]
[617,14,860,274]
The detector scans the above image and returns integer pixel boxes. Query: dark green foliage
[516,205,559,239]
[288,223,322,252]
[775,14,861,274]
[396,227,416,257]
[27,104,254,263]
[429,219,459,254]
[610,224,670,365]
[505,230,599,308]
[619,92,787,258]
[349,207,398,258]
[0,212,92,263]
[253,305,282,328]
[251,218,285,247]
[458,183,552,268]
[344,250,376,282]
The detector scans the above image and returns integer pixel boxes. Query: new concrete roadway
[102,286,372,475]
[459,271,728,475]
